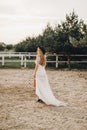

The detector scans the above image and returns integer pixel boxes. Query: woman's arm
[34,64,38,78]
[34,56,40,78]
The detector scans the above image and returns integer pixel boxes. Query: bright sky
[0,0,87,44]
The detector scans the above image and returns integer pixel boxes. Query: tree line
[0,43,14,51]
[1,11,87,55]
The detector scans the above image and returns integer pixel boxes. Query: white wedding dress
[35,56,66,106]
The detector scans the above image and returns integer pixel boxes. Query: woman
[34,46,67,106]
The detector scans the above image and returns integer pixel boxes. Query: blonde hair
[39,55,46,66]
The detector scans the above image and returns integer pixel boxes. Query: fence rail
[0,52,87,68]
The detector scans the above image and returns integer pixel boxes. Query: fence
[0,52,87,68]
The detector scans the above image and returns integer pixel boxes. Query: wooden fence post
[24,55,26,68]
[2,56,4,66]
[21,55,23,66]
[56,55,58,68]
[9,52,11,58]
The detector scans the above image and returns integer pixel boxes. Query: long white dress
[35,56,66,106]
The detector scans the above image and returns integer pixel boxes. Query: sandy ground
[0,69,87,130]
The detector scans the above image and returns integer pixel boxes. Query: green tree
[54,11,85,54]
[14,11,87,56]
[24,37,37,52]
[42,23,55,52]
[15,41,27,52]
[0,42,6,51]
[6,44,13,50]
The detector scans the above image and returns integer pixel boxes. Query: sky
[0,0,87,44]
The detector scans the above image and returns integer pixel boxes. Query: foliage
[14,11,87,54]
[6,44,14,50]
[0,42,6,51]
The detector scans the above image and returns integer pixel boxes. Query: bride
[34,46,67,106]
